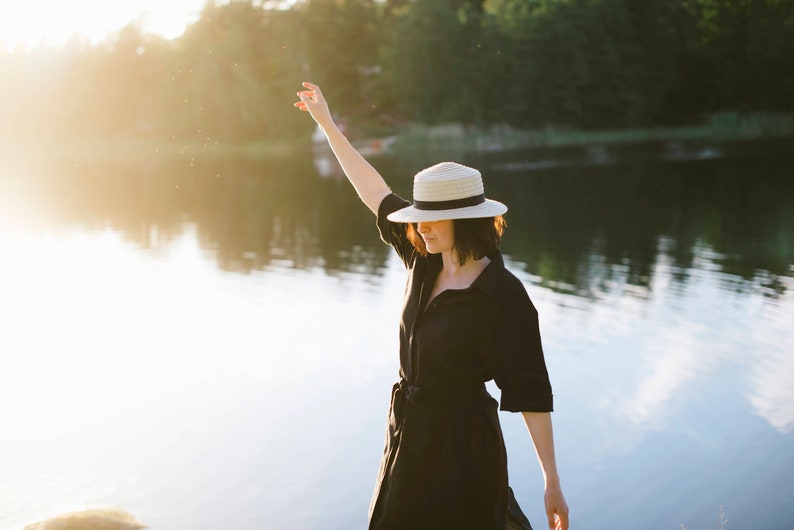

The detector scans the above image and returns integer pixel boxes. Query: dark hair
[406,216,506,265]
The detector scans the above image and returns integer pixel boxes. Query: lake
[0,139,792,530]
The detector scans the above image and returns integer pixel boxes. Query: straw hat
[387,162,508,222]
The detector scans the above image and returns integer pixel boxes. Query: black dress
[368,194,554,530]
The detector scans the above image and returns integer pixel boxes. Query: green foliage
[298,0,380,120]
[0,0,792,146]
[687,0,794,112]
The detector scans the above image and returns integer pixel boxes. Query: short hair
[406,216,506,265]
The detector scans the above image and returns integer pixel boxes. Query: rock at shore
[23,509,146,530]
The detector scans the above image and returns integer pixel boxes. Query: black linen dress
[368,194,554,530]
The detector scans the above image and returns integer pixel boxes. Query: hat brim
[386,199,507,223]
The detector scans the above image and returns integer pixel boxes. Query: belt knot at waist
[397,379,488,408]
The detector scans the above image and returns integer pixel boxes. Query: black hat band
[413,194,485,211]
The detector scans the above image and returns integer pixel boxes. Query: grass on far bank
[391,111,794,154]
[0,135,299,164]
[2,111,792,163]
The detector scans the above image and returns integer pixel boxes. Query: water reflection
[4,148,792,298]
[1,145,793,529]
[480,155,794,300]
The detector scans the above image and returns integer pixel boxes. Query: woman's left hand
[544,482,569,530]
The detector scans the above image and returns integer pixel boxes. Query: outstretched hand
[294,81,333,128]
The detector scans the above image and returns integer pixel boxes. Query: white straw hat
[387,162,508,222]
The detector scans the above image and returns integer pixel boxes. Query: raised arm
[294,82,391,214]
[522,411,569,530]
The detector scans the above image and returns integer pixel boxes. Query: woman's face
[416,220,454,255]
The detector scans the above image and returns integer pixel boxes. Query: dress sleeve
[485,277,554,413]
[376,193,415,268]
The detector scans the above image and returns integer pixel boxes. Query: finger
[297,91,314,99]
[302,82,323,100]
[559,511,569,530]
[547,512,556,530]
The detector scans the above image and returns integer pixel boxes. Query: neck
[440,250,461,276]
[439,250,488,278]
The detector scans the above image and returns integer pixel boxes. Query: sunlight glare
[0,0,208,50]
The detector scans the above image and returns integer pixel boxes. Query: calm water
[0,141,792,530]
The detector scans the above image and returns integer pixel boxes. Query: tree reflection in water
[0,142,792,530]
[17,145,791,302]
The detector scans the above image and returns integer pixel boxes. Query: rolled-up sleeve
[376,193,414,267]
[485,277,553,412]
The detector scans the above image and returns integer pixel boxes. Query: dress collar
[425,250,505,296]
[471,250,504,295]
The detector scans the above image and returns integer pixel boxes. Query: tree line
[1,0,792,145]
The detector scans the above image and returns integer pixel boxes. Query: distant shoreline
[2,113,792,163]
[389,112,794,154]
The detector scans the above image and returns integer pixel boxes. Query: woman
[295,82,569,530]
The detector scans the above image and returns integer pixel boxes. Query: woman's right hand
[292,82,390,213]
[294,82,333,129]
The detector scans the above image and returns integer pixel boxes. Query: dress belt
[398,378,488,408]
[398,379,424,403]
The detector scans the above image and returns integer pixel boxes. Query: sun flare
[0,0,208,51]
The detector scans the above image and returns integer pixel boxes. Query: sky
[0,0,215,51]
